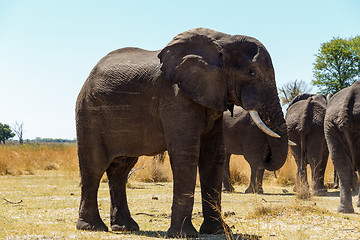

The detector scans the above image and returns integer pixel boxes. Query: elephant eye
[249,69,256,76]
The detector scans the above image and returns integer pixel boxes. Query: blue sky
[0,0,359,140]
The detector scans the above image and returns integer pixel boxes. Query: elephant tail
[300,133,307,172]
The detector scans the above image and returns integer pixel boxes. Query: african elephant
[75,28,288,238]
[223,106,274,194]
[333,168,358,193]
[324,81,360,213]
[285,93,329,196]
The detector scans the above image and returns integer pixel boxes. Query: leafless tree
[278,80,312,107]
[13,121,24,145]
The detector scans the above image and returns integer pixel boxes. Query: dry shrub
[277,152,335,189]
[295,179,311,200]
[324,156,335,188]
[276,149,297,186]
[0,144,78,175]
[228,155,250,185]
[249,204,285,218]
[129,153,172,182]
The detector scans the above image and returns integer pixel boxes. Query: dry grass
[130,153,172,183]
[2,172,360,239]
[1,144,360,239]
[0,144,337,189]
[0,144,78,175]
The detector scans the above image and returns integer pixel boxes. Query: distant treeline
[10,137,76,144]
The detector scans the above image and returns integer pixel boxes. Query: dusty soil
[1,171,359,239]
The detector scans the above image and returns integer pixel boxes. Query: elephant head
[158,28,288,171]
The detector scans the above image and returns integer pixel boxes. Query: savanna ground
[0,144,360,239]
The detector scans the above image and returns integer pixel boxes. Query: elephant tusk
[288,140,296,146]
[249,110,281,138]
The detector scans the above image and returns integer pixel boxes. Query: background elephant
[222,106,274,194]
[324,81,360,213]
[75,28,288,238]
[285,93,329,196]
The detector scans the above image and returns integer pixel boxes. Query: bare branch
[3,198,23,204]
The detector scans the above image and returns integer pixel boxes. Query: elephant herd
[75,28,360,237]
[224,84,360,212]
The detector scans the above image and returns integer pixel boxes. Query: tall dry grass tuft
[129,153,173,182]
[276,149,297,186]
[228,155,250,186]
[324,156,335,188]
[0,144,337,189]
[0,144,78,175]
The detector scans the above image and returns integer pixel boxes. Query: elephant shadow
[230,191,296,196]
[321,190,340,197]
[110,230,258,239]
[320,190,359,197]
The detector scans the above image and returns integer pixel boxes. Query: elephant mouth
[227,87,243,107]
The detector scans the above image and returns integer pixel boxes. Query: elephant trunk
[261,102,288,172]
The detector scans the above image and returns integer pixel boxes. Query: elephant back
[326,81,360,129]
[286,93,327,133]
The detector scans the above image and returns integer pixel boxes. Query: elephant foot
[337,204,354,213]
[111,217,139,232]
[167,222,198,238]
[245,186,263,194]
[352,188,359,195]
[245,186,255,194]
[222,185,235,193]
[313,188,327,196]
[76,217,108,232]
[199,219,231,235]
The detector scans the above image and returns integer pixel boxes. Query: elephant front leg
[198,119,230,235]
[106,157,139,232]
[245,165,264,194]
[222,153,235,192]
[167,152,198,238]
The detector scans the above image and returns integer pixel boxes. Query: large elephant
[285,93,329,196]
[222,106,276,194]
[324,81,360,213]
[75,28,288,238]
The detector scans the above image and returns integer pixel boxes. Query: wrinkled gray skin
[325,81,360,213]
[223,106,275,193]
[334,168,358,193]
[75,28,288,238]
[286,94,329,196]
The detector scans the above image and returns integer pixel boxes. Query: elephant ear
[158,29,227,111]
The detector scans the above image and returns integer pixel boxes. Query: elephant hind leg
[222,153,235,192]
[255,167,265,194]
[308,138,328,196]
[77,172,108,231]
[77,140,110,232]
[106,156,139,232]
